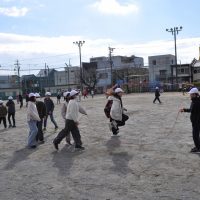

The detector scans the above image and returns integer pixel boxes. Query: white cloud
[0,6,29,17]
[0,32,199,73]
[90,0,139,16]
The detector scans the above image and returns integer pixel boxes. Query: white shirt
[27,101,40,122]
[65,99,79,122]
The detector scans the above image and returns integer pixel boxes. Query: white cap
[29,93,36,98]
[35,93,40,98]
[70,90,79,97]
[63,91,70,97]
[155,87,159,89]
[8,96,13,100]
[45,92,51,96]
[115,88,124,93]
[0,100,3,104]
[188,87,199,94]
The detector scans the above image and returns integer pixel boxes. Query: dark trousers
[110,114,129,131]
[8,113,15,126]
[36,119,44,141]
[44,113,58,128]
[54,119,82,146]
[153,96,161,103]
[0,117,7,128]
[20,100,23,108]
[192,124,200,149]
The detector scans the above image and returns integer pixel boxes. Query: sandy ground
[0,92,200,200]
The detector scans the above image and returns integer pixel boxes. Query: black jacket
[44,98,54,113]
[36,101,47,119]
[6,100,15,113]
[184,96,200,125]
[155,89,160,97]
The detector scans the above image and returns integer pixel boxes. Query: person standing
[109,88,129,135]
[61,91,72,144]
[43,92,58,131]
[180,88,200,153]
[18,94,23,108]
[91,90,94,98]
[27,93,41,148]
[35,93,46,144]
[53,90,87,150]
[0,100,7,129]
[153,87,162,104]
[78,90,82,102]
[6,96,16,128]
[57,92,61,104]
[25,93,29,107]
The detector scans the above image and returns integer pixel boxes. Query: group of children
[0,96,16,129]
[24,86,129,150]
[1,85,200,154]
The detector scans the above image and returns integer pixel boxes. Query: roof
[193,60,200,68]
[37,69,56,77]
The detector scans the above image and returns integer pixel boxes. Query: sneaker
[12,125,16,128]
[43,127,46,131]
[190,147,200,153]
[55,126,58,130]
[112,129,119,135]
[53,140,59,150]
[38,140,45,144]
[75,145,85,150]
[9,124,12,128]
[28,145,37,149]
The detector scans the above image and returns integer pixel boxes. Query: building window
[99,73,108,79]
[152,60,156,65]
[181,69,184,73]
[160,70,167,75]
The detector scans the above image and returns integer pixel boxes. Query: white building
[148,54,175,84]
[53,66,80,91]
[90,55,144,91]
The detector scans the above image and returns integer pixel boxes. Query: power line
[0,66,66,71]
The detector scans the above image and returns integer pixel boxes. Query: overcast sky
[0,0,200,75]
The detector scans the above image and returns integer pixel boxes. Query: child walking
[6,96,16,128]
[27,93,41,149]
[0,100,7,129]
[53,90,87,150]
[153,87,162,104]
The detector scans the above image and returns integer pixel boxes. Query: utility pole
[14,60,21,93]
[65,59,71,90]
[47,65,50,91]
[73,41,85,90]
[108,47,115,85]
[166,26,183,85]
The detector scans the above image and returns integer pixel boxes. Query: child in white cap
[153,87,162,104]
[180,87,200,153]
[53,90,87,150]
[109,88,129,135]
[43,92,58,131]
[27,93,41,148]
[0,100,7,128]
[6,96,16,128]
[35,93,46,144]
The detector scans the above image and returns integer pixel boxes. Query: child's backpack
[104,99,113,118]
